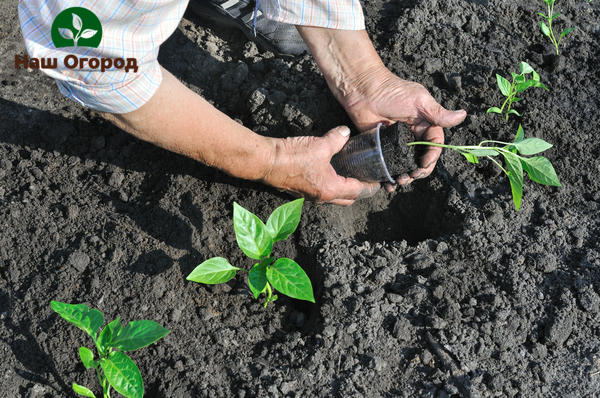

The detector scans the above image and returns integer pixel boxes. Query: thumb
[322,125,351,156]
[426,102,467,128]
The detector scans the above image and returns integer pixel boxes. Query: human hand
[263,126,380,206]
[342,66,467,190]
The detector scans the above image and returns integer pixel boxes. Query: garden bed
[1,0,599,396]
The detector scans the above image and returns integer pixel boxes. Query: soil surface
[379,123,417,177]
[2,0,600,397]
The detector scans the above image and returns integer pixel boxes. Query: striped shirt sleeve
[260,0,365,30]
[18,0,187,114]
[18,0,364,113]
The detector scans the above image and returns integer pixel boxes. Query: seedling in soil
[187,198,314,307]
[538,0,574,55]
[407,125,561,211]
[50,301,170,398]
[486,62,548,121]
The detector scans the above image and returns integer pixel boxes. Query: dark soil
[2,0,600,397]
[379,122,417,177]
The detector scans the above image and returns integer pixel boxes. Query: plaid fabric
[260,0,364,30]
[18,0,365,113]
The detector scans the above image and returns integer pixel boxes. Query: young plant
[538,0,574,55]
[187,198,314,307]
[486,62,548,121]
[407,125,561,211]
[50,301,170,398]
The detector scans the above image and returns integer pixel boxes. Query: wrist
[260,138,295,191]
[235,135,280,183]
[297,27,387,106]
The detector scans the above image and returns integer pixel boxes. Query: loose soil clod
[379,122,418,177]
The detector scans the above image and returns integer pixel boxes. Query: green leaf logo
[51,7,102,48]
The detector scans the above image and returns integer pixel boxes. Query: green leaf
[514,137,553,155]
[515,80,548,93]
[87,310,104,339]
[502,153,524,211]
[537,12,547,18]
[78,347,96,369]
[560,27,574,38]
[97,318,122,351]
[248,263,268,299]
[519,62,534,74]
[515,80,534,93]
[496,74,511,96]
[233,202,273,260]
[50,301,104,339]
[550,12,561,21]
[512,97,522,103]
[461,152,479,164]
[507,109,521,117]
[72,382,96,398]
[186,257,240,284]
[265,198,304,242]
[521,157,562,187]
[514,124,525,143]
[486,107,502,114]
[111,320,170,352]
[532,70,540,82]
[266,258,315,303]
[101,351,143,398]
[540,21,551,37]
[464,149,499,157]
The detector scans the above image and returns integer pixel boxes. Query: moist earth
[1,0,600,397]
[379,122,417,177]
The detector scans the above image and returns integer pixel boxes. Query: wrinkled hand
[342,66,467,190]
[263,126,380,206]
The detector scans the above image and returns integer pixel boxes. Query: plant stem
[407,142,462,150]
[408,141,526,160]
[264,283,273,308]
[95,368,104,395]
[548,2,560,55]
[478,140,512,146]
[407,141,512,177]
[488,157,508,175]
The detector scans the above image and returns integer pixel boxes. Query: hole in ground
[356,178,463,245]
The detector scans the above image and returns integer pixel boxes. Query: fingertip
[384,183,396,193]
[446,109,467,127]
[410,168,432,180]
[333,125,351,137]
[397,174,411,185]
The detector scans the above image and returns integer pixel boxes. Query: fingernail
[338,126,350,137]
[398,175,410,185]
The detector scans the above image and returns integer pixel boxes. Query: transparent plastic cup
[330,123,395,183]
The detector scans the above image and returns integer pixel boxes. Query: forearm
[296,27,389,106]
[101,67,276,181]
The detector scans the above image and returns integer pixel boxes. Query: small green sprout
[407,125,561,211]
[187,199,314,307]
[487,62,548,121]
[538,0,574,55]
[50,301,170,398]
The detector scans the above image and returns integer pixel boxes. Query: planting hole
[359,180,463,245]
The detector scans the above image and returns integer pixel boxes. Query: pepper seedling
[407,125,561,211]
[486,62,548,121]
[50,301,170,398]
[538,0,574,55]
[187,198,314,307]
